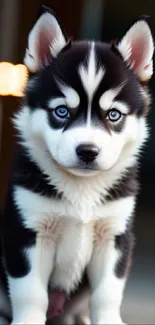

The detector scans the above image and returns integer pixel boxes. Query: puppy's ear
[24,5,68,72]
[117,16,154,82]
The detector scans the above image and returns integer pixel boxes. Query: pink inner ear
[129,37,146,71]
[144,64,150,70]
[37,27,55,66]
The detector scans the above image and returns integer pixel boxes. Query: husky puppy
[0,5,154,325]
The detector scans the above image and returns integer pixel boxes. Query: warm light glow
[0,62,14,95]
[0,62,28,96]
[11,64,28,97]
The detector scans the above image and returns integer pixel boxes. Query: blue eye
[55,106,70,119]
[107,109,121,122]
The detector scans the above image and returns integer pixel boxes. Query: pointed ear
[117,17,154,82]
[24,6,68,72]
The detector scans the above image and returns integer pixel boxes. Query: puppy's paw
[11,322,45,325]
[99,318,126,325]
[11,317,45,325]
[93,314,126,325]
[75,314,91,324]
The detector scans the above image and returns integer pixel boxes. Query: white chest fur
[14,185,135,292]
[14,186,135,226]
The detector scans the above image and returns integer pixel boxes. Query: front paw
[11,322,45,325]
[99,318,126,325]
[92,315,126,325]
[11,317,45,325]
[10,320,45,325]
[11,312,46,325]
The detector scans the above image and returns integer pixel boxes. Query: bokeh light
[0,62,28,97]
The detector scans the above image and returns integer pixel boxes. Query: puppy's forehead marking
[56,80,80,108]
[79,42,105,126]
[99,83,126,111]
[78,42,105,101]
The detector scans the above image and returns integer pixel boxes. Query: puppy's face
[18,9,154,177]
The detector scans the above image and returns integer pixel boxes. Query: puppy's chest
[37,217,119,247]
[15,185,132,238]
[23,200,103,244]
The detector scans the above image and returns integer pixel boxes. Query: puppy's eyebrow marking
[111,101,130,114]
[99,82,126,111]
[48,97,66,109]
[55,80,80,108]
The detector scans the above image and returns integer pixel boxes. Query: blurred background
[0,0,155,323]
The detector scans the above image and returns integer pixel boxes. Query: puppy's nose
[76,144,99,163]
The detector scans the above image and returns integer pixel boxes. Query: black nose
[76,144,99,163]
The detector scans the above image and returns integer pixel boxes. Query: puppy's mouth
[46,148,116,176]
[46,152,101,176]
[61,161,102,176]
[71,162,101,170]
[46,148,100,170]
[62,162,108,177]
[67,166,101,177]
[61,160,103,173]
[66,161,119,177]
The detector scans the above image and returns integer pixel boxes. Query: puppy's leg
[48,221,93,322]
[5,236,55,325]
[50,221,93,294]
[87,224,134,325]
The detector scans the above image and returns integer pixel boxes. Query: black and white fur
[0,6,154,325]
